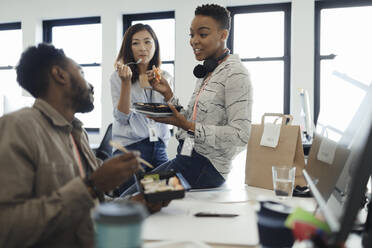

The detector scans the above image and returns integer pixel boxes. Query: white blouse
[172,54,253,178]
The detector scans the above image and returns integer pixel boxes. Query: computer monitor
[334,126,372,244]
[306,78,372,202]
[303,81,372,245]
[299,88,313,142]
[303,120,372,244]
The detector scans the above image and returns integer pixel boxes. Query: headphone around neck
[193,49,230,78]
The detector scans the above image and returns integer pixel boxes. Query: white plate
[133,109,173,117]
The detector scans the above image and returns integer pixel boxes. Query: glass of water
[272,166,296,199]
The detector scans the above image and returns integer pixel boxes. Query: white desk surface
[144,185,316,248]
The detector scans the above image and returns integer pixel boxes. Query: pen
[194,212,239,217]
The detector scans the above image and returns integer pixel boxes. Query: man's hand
[130,193,171,214]
[90,152,140,192]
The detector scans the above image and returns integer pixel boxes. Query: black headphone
[193,49,230,78]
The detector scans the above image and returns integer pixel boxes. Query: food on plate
[133,102,182,113]
[141,175,184,194]
[140,177,154,185]
[152,66,162,83]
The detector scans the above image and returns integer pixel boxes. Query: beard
[70,78,95,113]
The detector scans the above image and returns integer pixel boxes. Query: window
[315,0,372,124]
[43,17,102,131]
[123,12,175,83]
[224,4,291,187]
[0,22,23,101]
[228,4,291,124]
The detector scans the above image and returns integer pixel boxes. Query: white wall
[291,0,314,126]
[0,0,314,158]
[0,95,3,116]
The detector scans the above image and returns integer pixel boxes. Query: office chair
[94,123,113,161]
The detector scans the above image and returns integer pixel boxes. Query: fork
[125,58,142,66]
[116,59,142,70]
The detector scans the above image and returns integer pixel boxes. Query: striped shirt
[173,54,253,178]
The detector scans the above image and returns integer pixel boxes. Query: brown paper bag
[245,113,306,190]
[305,132,350,200]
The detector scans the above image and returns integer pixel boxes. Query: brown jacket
[0,99,101,248]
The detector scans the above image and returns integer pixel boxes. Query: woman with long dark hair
[110,23,174,195]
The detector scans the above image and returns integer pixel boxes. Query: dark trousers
[120,140,225,197]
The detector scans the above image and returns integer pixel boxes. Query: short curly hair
[16,43,67,98]
[195,4,231,30]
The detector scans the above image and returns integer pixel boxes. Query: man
[0,43,165,248]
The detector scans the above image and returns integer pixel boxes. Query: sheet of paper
[144,240,211,248]
[143,200,259,246]
[184,188,250,203]
[317,137,337,165]
[260,123,281,148]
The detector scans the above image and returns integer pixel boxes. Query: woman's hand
[116,62,132,83]
[148,103,194,131]
[115,61,133,114]
[146,65,173,101]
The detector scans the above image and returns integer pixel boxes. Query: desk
[143,185,316,248]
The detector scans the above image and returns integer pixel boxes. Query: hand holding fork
[115,59,142,81]
[116,58,142,70]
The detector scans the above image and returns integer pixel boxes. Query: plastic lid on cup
[94,200,148,225]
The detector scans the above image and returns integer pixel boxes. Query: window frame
[0,22,21,70]
[314,0,372,123]
[227,3,291,115]
[0,21,22,108]
[122,11,175,69]
[43,17,101,132]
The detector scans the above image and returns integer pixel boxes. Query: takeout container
[134,170,190,202]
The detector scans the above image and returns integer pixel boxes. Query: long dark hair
[116,23,161,83]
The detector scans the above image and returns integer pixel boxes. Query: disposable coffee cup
[94,200,148,248]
